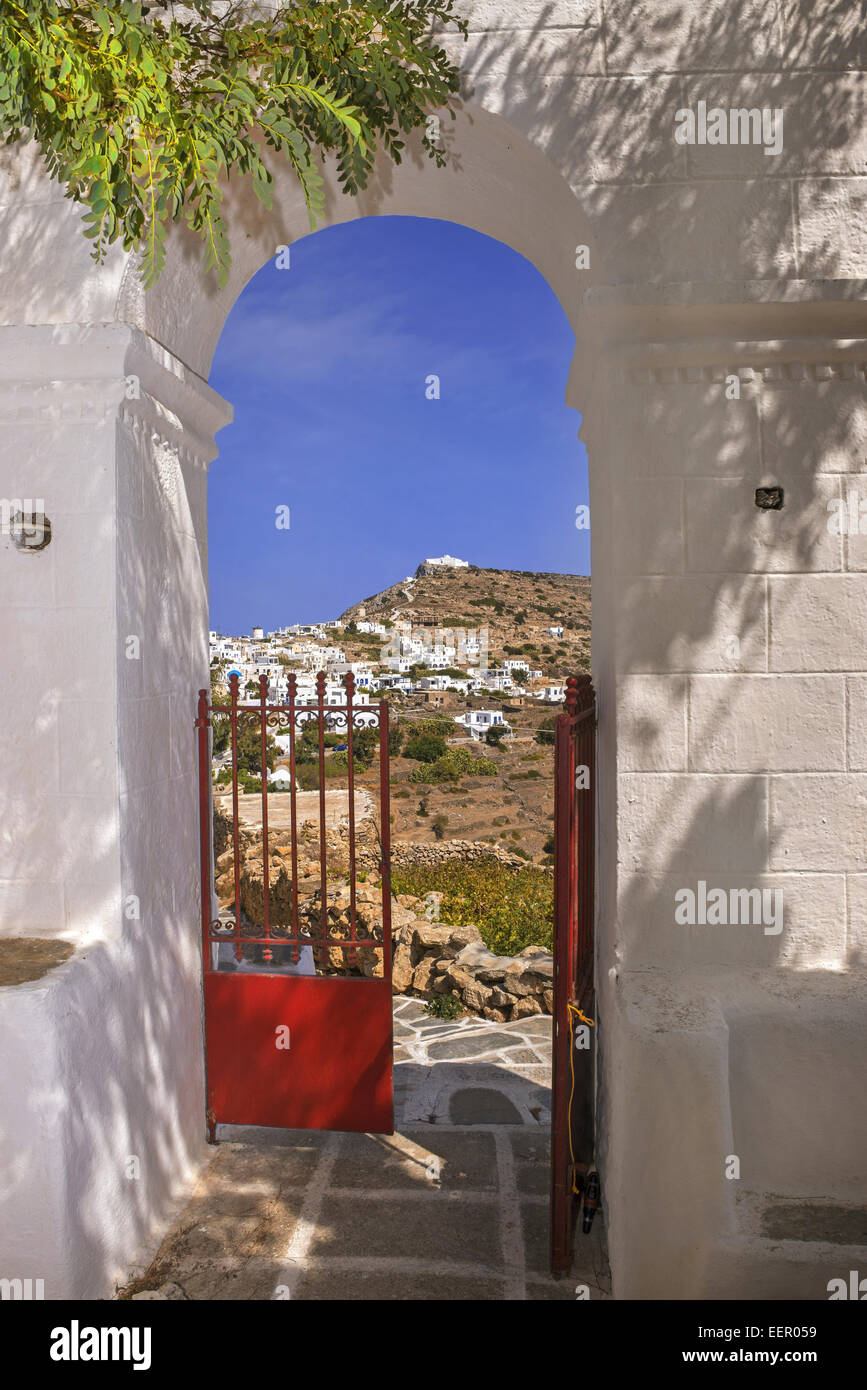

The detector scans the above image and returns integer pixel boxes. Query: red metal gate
[550,674,597,1273]
[196,671,393,1136]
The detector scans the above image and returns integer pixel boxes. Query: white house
[417,554,469,575]
[546,625,564,638]
[377,674,412,692]
[472,667,509,691]
[454,709,511,742]
[536,684,566,703]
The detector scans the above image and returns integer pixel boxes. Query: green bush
[404,733,447,763]
[408,747,497,785]
[409,714,456,739]
[391,859,553,956]
[425,993,465,1020]
[535,715,558,747]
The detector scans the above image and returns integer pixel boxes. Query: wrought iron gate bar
[197,670,395,1134]
[200,674,392,960]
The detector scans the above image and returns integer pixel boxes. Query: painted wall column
[576,283,867,1297]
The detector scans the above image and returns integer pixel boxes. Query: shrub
[390,859,554,955]
[404,733,447,763]
[432,813,449,840]
[408,747,497,785]
[543,834,555,855]
[535,715,558,747]
[425,993,465,1020]
[410,715,456,739]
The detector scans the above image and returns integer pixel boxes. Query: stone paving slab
[332,1129,499,1190]
[312,1193,503,1266]
[118,999,610,1302]
[294,1270,508,1301]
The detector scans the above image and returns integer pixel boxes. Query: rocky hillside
[340,563,590,679]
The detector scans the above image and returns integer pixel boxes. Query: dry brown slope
[341,564,590,679]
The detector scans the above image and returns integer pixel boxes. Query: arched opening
[142,210,600,1299]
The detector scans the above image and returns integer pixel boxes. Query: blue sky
[208,215,589,634]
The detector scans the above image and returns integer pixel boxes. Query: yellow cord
[566,1001,595,1195]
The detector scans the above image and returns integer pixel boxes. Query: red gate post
[288,673,300,964]
[196,688,213,971]
[316,671,328,964]
[229,672,242,963]
[345,673,357,969]
[550,675,597,1276]
[379,698,393,972]
[258,673,272,963]
[551,687,575,1274]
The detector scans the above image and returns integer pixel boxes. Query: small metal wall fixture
[755,486,784,510]
[10,508,52,551]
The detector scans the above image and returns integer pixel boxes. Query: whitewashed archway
[1,1,866,1299]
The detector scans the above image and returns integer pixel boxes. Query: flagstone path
[117,998,611,1302]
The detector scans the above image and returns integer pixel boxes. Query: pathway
[118,1000,611,1302]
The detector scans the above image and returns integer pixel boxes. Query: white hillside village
[210,557,569,768]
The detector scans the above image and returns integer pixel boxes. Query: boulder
[392,943,414,993]
[453,942,509,981]
[502,962,538,997]
[412,923,458,953]
[442,965,476,994]
[512,996,543,1020]
[412,957,438,994]
[461,980,493,1011]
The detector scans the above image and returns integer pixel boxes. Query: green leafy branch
[0,1,467,288]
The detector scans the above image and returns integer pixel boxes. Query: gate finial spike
[565,676,578,712]
[345,670,355,701]
[316,670,326,698]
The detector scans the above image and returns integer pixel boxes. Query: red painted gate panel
[203,974,393,1132]
[197,671,394,1136]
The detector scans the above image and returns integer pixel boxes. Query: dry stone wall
[392,894,554,1021]
[391,839,530,870]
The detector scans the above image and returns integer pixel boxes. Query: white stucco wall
[1,0,866,1298]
